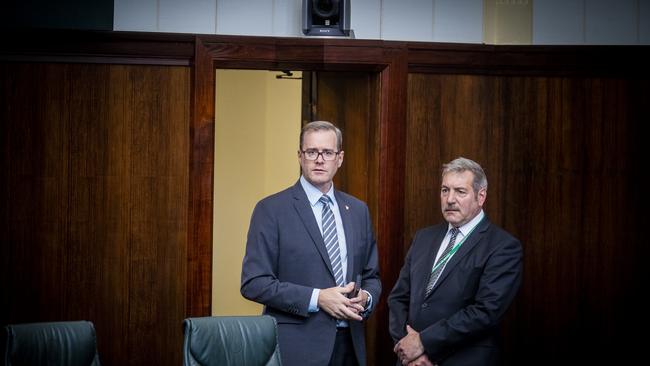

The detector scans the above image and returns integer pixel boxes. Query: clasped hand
[317,282,367,321]
[394,325,435,366]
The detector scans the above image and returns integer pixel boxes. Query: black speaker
[302,0,352,37]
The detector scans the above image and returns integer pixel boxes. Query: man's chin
[308,177,327,185]
[444,212,459,224]
[306,177,332,190]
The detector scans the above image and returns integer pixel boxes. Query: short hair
[442,157,488,194]
[299,121,343,151]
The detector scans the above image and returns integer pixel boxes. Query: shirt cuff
[363,290,373,311]
[308,288,320,312]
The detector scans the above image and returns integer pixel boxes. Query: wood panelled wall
[2,30,649,366]
[406,74,649,364]
[308,71,380,219]
[0,63,191,366]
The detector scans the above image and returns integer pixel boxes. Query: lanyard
[430,222,480,274]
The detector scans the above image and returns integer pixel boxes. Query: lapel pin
[345,205,349,210]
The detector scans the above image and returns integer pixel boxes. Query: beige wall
[484,0,532,44]
[212,69,302,315]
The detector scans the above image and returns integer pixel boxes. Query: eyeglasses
[301,149,340,161]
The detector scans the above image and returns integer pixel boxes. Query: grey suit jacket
[241,181,381,366]
[388,217,522,366]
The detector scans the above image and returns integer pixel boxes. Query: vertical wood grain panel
[374,48,409,366]
[125,65,189,366]
[313,71,379,205]
[1,63,71,324]
[65,64,130,363]
[308,70,384,364]
[405,72,649,364]
[1,63,190,366]
[187,37,214,318]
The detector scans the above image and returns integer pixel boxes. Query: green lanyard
[430,222,480,274]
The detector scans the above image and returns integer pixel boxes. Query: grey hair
[300,121,343,151]
[442,157,488,193]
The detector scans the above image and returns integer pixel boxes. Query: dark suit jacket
[241,181,381,366]
[388,216,522,366]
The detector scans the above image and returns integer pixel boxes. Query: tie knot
[450,227,459,236]
[319,195,331,206]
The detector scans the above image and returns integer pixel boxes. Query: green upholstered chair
[183,315,282,366]
[3,320,101,366]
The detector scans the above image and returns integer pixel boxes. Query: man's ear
[478,188,487,206]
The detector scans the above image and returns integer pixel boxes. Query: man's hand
[407,354,435,366]
[394,325,425,365]
[318,282,363,321]
[347,287,369,316]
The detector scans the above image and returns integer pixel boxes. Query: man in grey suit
[241,121,381,366]
[389,157,522,366]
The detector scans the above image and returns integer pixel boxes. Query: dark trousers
[328,328,358,366]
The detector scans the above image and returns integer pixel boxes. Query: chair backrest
[3,320,101,366]
[183,315,282,366]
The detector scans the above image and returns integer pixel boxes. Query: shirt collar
[449,209,485,236]
[300,175,336,207]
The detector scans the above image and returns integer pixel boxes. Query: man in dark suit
[241,121,381,366]
[389,157,522,366]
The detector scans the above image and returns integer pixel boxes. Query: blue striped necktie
[320,195,344,287]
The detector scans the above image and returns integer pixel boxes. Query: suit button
[421,303,428,308]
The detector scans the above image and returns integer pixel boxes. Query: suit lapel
[426,217,491,297]
[290,183,335,278]
[419,226,448,299]
[335,191,354,283]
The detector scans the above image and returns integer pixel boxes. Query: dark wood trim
[406,41,650,76]
[0,29,195,65]
[186,36,215,317]
[0,55,190,65]
[199,34,394,71]
[4,29,647,74]
[372,44,409,366]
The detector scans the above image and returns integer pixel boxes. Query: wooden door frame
[189,35,409,360]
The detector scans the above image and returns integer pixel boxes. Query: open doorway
[211,69,380,315]
[210,67,382,363]
[212,69,303,315]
